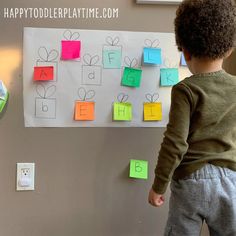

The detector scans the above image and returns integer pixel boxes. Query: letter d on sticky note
[129,159,148,179]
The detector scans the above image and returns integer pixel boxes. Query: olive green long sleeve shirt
[152,70,236,194]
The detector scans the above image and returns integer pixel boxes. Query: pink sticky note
[61,40,81,60]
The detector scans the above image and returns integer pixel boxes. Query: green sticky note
[160,68,179,86]
[103,49,122,69]
[0,92,9,113]
[121,67,142,88]
[129,159,148,179]
[113,102,132,121]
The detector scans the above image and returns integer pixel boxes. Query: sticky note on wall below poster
[160,68,179,86]
[113,102,132,121]
[121,67,142,88]
[129,159,148,179]
[143,47,162,65]
[61,40,81,60]
[144,102,162,121]
[74,101,95,121]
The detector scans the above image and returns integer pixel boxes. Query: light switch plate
[16,163,35,191]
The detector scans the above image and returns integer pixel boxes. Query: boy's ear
[182,48,191,61]
[224,48,234,59]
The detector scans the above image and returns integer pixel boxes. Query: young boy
[148,0,236,235]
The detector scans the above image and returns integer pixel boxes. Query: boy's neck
[190,57,223,75]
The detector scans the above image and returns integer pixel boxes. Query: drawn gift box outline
[81,54,102,86]
[143,93,162,121]
[36,47,59,82]
[61,29,81,61]
[143,38,162,66]
[35,84,57,119]
[102,36,123,69]
[113,93,132,121]
[121,56,142,88]
[160,58,179,86]
[74,87,96,121]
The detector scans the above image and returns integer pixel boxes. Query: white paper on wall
[23,27,190,127]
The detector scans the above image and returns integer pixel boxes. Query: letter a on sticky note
[129,159,148,179]
[144,103,162,121]
[34,66,54,81]
[143,47,162,65]
[74,101,95,121]
[113,102,132,121]
[160,68,179,86]
[61,40,81,60]
[122,67,142,88]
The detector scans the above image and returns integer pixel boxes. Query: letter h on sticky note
[74,87,95,121]
[143,93,162,121]
[129,159,148,179]
[61,30,81,60]
[113,93,132,121]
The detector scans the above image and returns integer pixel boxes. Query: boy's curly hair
[175,0,236,59]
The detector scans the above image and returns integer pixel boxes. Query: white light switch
[16,163,35,191]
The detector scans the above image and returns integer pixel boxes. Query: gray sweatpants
[164,164,236,236]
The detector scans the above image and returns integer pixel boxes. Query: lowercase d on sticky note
[61,40,81,60]
[121,67,142,88]
[34,66,54,81]
[129,159,148,179]
[74,101,95,121]
[143,47,162,65]
[160,68,179,86]
[113,102,132,121]
[144,103,162,121]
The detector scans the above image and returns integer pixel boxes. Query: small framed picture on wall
[136,0,182,4]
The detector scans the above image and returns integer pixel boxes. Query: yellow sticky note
[144,102,162,121]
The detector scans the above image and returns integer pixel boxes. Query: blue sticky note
[160,68,179,86]
[143,47,162,65]
[181,53,187,66]
[103,49,122,69]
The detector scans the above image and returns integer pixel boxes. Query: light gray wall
[0,1,235,236]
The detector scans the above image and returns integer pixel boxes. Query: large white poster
[23,27,189,127]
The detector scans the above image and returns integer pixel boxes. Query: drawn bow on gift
[63,29,80,40]
[124,56,138,68]
[105,36,120,46]
[36,84,56,99]
[37,47,59,62]
[117,93,129,103]
[145,93,159,103]
[163,57,178,68]
[144,39,160,48]
[83,54,100,66]
[77,87,95,101]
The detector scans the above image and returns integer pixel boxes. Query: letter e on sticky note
[74,101,95,121]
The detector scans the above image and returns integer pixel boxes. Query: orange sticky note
[74,101,95,121]
[34,66,54,81]
[144,102,162,121]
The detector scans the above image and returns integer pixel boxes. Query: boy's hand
[148,188,165,207]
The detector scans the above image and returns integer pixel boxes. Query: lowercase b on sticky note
[34,66,54,81]
[61,40,81,60]
[74,101,95,121]
[113,102,132,121]
[144,103,162,121]
[121,67,142,88]
[143,47,162,65]
[129,159,148,179]
[160,68,179,86]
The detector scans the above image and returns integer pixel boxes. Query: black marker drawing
[124,56,139,68]
[35,84,56,119]
[82,54,102,86]
[163,57,178,68]
[145,93,159,103]
[102,36,123,69]
[36,47,59,82]
[63,29,80,40]
[144,39,160,48]
[117,93,129,103]
[77,87,96,101]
